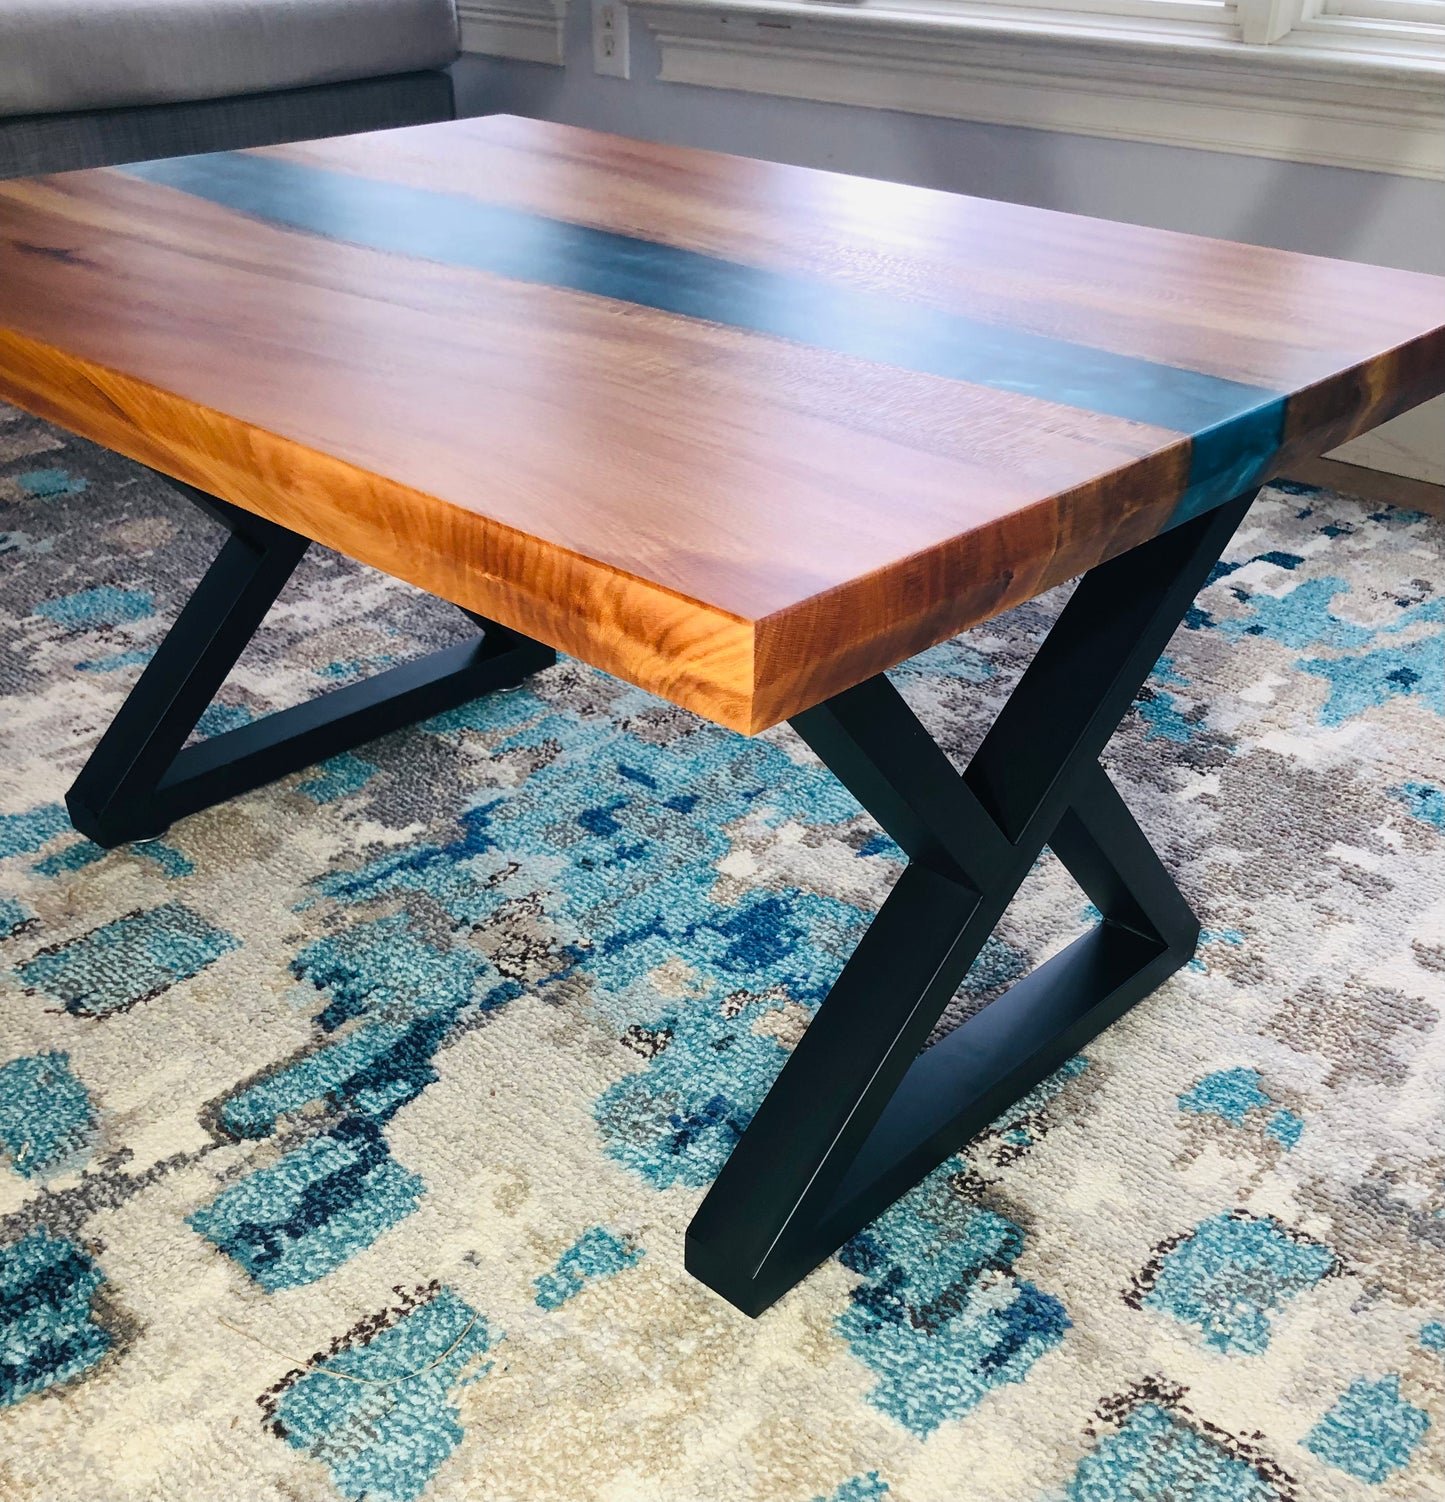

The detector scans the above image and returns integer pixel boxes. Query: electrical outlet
[592,0,630,79]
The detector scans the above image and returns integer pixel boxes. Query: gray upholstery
[0,70,456,179]
[0,0,459,117]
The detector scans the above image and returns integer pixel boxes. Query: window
[636,0,1444,178]
[1320,0,1445,21]
[919,0,1239,27]
[927,0,1445,41]
[1265,0,1445,48]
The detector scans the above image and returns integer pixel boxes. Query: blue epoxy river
[125,151,1288,520]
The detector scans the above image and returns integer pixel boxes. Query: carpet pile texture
[1,401,1442,1501]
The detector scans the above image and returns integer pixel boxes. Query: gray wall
[454,17,1445,477]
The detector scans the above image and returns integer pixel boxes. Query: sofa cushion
[0,71,455,179]
[0,0,459,117]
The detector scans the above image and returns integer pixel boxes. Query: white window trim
[457,0,569,64]
[628,0,1445,177]
[1244,0,1445,41]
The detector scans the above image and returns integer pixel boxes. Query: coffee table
[2,117,1442,1315]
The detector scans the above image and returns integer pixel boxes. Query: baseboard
[1280,456,1445,517]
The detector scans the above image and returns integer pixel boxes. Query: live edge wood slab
[2,116,1443,733]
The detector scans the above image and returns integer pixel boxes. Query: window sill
[630,0,1445,177]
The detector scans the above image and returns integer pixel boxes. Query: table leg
[686,486,1259,1316]
[65,474,554,848]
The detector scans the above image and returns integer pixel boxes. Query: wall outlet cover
[592,0,630,79]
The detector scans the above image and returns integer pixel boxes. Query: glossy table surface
[2,115,1442,731]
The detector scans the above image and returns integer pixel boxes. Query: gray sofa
[0,0,461,179]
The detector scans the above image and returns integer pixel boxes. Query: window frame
[1319,0,1445,23]
[1240,0,1445,39]
[624,0,1445,179]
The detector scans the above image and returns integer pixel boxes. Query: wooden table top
[2,117,1442,732]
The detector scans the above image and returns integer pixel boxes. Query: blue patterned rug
[1,400,1442,1502]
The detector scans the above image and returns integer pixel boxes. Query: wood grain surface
[1,115,1442,731]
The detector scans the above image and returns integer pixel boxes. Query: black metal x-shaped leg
[66,475,555,848]
[686,486,1259,1316]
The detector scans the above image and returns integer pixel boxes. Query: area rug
[1,398,1442,1502]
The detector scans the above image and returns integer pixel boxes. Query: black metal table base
[686,487,1259,1316]
[68,472,1257,1317]
[66,476,555,849]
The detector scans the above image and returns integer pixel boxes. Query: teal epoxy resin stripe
[124,153,1290,453]
[1171,399,1288,528]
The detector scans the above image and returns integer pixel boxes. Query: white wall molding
[457,0,569,64]
[632,1,1445,178]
